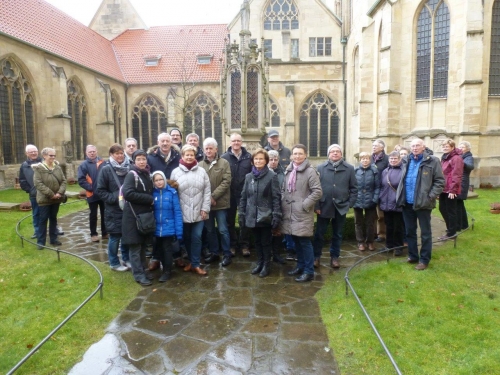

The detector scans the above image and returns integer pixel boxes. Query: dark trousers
[129,243,147,281]
[88,200,106,236]
[156,236,174,274]
[354,207,377,244]
[402,204,432,264]
[30,197,40,236]
[227,196,250,250]
[253,226,272,263]
[292,236,315,275]
[37,203,60,246]
[313,213,347,259]
[439,193,458,236]
[383,211,404,249]
[457,199,469,230]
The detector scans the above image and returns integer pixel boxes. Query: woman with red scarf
[438,139,464,240]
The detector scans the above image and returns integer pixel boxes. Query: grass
[0,188,141,374]
[317,189,500,374]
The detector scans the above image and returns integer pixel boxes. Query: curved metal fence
[343,215,475,375]
[8,201,104,375]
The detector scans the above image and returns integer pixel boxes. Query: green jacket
[200,155,231,210]
[33,162,67,206]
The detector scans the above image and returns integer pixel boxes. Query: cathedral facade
[0,0,499,189]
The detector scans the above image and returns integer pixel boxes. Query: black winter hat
[132,149,147,162]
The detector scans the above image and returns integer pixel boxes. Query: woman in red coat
[438,139,464,240]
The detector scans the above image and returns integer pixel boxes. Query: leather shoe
[313,258,320,268]
[330,258,340,268]
[159,272,171,283]
[183,263,192,272]
[230,247,236,257]
[368,242,375,251]
[222,255,232,266]
[242,248,251,257]
[358,243,366,251]
[287,267,303,276]
[192,267,207,276]
[375,237,385,242]
[175,258,187,268]
[148,259,160,271]
[136,278,152,286]
[415,263,428,270]
[295,273,314,282]
[272,255,286,264]
[37,245,44,250]
[406,257,418,264]
[394,249,403,256]
[50,240,62,246]
[204,253,220,264]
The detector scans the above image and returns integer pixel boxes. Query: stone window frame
[131,94,167,151]
[309,37,332,57]
[263,0,299,31]
[183,92,223,149]
[264,39,273,59]
[67,78,88,160]
[269,96,281,127]
[291,39,299,59]
[111,90,122,145]
[489,0,500,96]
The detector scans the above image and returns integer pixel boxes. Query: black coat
[221,146,252,200]
[239,166,281,228]
[19,157,42,199]
[458,151,474,200]
[315,160,357,217]
[96,163,127,235]
[147,145,180,179]
[373,152,389,174]
[354,165,380,209]
[121,166,154,245]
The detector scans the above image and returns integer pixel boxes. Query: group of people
[19,129,474,286]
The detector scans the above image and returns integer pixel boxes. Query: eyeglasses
[28,151,38,154]
[48,155,56,157]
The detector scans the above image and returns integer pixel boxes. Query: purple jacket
[379,163,403,212]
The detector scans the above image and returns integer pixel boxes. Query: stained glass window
[67,79,88,160]
[269,97,280,127]
[264,0,299,31]
[184,93,223,148]
[131,95,167,150]
[230,70,242,127]
[111,90,122,144]
[299,92,339,157]
[0,58,35,165]
[489,0,500,96]
[247,70,259,128]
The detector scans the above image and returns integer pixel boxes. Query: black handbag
[129,202,156,235]
[256,206,272,225]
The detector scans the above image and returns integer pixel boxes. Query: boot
[259,248,271,278]
[271,236,286,264]
[159,272,170,283]
[251,250,264,275]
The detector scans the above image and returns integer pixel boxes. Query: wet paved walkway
[45,210,445,375]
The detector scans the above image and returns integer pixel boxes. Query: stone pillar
[284,85,295,148]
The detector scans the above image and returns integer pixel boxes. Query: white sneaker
[111,265,128,272]
[125,261,132,269]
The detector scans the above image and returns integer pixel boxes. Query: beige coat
[280,159,322,237]
[32,161,67,206]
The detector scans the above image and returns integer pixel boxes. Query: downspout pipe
[341,37,348,155]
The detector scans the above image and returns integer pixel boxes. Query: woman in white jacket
[170,145,211,275]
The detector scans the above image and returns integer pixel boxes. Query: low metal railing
[8,201,104,375]
[343,215,475,375]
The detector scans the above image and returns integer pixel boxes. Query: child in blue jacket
[152,171,183,282]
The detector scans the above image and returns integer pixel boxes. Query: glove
[238,216,245,228]
[271,217,280,229]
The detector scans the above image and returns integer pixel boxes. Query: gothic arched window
[489,0,500,95]
[264,0,299,31]
[230,69,242,128]
[111,90,122,144]
[0,58,35,165]
[67,79,88,160]
[416,0,450,99]
[131,95,167,151]
[184,93,223,148]
[299,92,339,158]
[269,97,280,127]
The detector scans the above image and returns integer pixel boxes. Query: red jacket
[441,148,464,195]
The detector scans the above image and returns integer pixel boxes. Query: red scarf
[179,159,197,170]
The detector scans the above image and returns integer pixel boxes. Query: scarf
[109,155,130,176]
[329,159,343,169]
[372,152,385,163]
[287,162,301,193]
[179,159,197,170]
[252,165,265,178]
[132,163,150,175]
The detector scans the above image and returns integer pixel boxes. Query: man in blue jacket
[78,145,106,242]
[396,138,444,270]
[19,144,42,239]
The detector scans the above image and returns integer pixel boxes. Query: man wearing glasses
[19,145,42,239]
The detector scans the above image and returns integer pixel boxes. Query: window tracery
[184,93,222,148]
[67,79,88,160]
[264,0,299,31]
[269,97,280,127]
[131,95,167,151]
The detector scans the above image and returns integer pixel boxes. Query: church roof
[112,25,228,84]
[0,0,125,82]
[0,0,227,85]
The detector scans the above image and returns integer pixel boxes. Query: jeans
[313,213,347,259]
[376,205,386,238]
[183,221,204,268]
[457,199,468,230]
[30,197,40,236]
[439,193,458,236]
[205,209,231,257]
[38,203,60,246]
[227,196,250,249]
[383,211,404,249]
[354,207,377,243]
[88,200,106,236]
[402,204,432,264]
[292,235,314,275]
[156,236,174,273]
[253,226,272,263]
[283,234,296,252]
[108,234,123,268]
[129,243,147,281]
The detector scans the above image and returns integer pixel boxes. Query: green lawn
[0,188,141,374]
[317,189,500,374]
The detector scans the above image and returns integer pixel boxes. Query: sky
[44,0,243,27]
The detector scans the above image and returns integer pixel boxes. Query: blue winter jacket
[152,171,183,240]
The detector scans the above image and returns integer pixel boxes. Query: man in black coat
[186,133,204,162]
[313,144,357,268]
[19,144,42,239]
[147,133,181,179]
[372,139,389,242]
[263,129,291,167]
[221,133,252,256]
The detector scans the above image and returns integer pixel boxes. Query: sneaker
[91,235,99,242]
[50,240,62,246]
[124,261,132,269]
[286,252,295,261]
[111,265,128,272]
[57,226,64,235]
[31,233,37,239]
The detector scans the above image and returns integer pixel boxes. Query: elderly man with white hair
[312,144,357,268]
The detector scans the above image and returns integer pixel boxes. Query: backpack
[118,170,145,210]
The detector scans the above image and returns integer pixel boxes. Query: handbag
[129,202,156,235]
[256,206,272,225]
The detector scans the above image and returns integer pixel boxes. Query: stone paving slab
[51,210,447,375]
